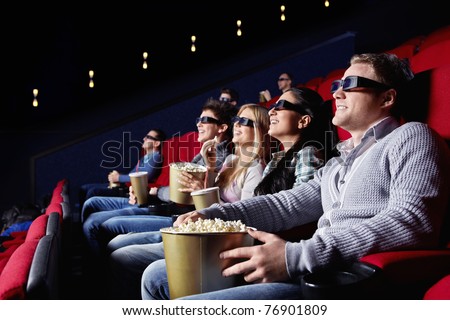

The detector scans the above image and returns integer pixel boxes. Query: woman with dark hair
[254,86,335,195]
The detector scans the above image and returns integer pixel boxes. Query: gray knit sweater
[200,117,450,281]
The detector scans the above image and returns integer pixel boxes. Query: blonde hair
[216,103,269,190]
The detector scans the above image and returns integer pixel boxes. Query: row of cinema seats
[295,25,450,300]
[0,179,69,299]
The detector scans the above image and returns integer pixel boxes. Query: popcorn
[170,162,206,172]
[166,218,247,233]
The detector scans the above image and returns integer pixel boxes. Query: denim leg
[141,259,170,300]
[81,196,131,222]
[109,242,165,299]
[101,215,172,242]
[141,258,305,300]
[82,206,147,255]
[107,231,163,254]
[178,282,304,300]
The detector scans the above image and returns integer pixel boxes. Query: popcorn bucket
[169,162,207,205]
[161,224,254,299]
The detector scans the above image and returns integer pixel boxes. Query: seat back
[419,25,450,50]
[410,39,450,74]
[300,76,324,91]
[150,131,201,188]
[0,239,40,299]
[385,35,424,61]
[401,64,450,141]
[26,234,59,299]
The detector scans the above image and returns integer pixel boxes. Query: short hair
[350,53,414,88]
[280,72,294,82]
[201,98,237,139]
[150,128,166,142]
[350,53,414,119]
[220,87,239,103]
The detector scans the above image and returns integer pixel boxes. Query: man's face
[332,63,389,137]
[277,73,292,92]
[219,93,237,106]
[142,130,158,149]
[196,110,220,143]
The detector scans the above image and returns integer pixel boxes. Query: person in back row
[219,87,240,109]
[260,72,294,108]
[142,52,450,300]
[106,87,334,299]
[78,128,166,213]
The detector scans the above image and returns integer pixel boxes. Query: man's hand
[108,170,120,183]
[220,229,289,283]
[174,211,205,227]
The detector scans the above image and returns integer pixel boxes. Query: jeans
[141,259,305,300]
[79,183,127,210]
[102,215,171,250]
[82,197,149,255]
[109,238,165,299]
[107,230,163,253]
[81,196,132,223]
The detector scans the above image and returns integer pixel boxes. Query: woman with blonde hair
[178,103,270,202]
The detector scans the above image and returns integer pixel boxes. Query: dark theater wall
[1,0,448,214]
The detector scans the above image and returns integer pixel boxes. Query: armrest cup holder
[300,262,382,299]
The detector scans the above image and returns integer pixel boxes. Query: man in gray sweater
[142,52,450,300]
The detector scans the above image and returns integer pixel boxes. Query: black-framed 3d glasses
[330,76,391,93]
[268,100,313,117]
[144,134,159,141]
[219,97,234,103]
[232,116,254,127]
[195,116,220,125]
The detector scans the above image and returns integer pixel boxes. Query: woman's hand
[220,229,289,283]
[177,170,205,193]
[201,137,217,170]
[128,186,137,205]
[173,211,205,227]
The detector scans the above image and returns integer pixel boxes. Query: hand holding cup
[128,186,137,205]
[201,136,217,170]
[177,171,205,193]
[129,172,149,206]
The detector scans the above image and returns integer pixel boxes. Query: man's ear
[381,88,396,108]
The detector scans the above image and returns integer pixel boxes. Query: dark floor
[60,215,85,299]
[60,208,107,300]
